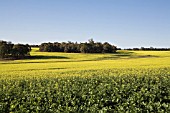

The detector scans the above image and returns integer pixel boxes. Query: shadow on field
[20,67,66,71]
[26,55,69,60]
[94,51,134,60]
[0,55,70,64]
[115,51,134,55]
[95,51,159,61]
[0,51,160,65]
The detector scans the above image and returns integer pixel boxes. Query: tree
[39,39,117,53]
[11,44,30,58]
[0,41,13,58]
[103,42,114,53]
[80,43,88,53]
[0,40,31,59]
[0,44,7,58]
[94,42,103,53]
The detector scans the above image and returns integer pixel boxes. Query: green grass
[0,48,170,112]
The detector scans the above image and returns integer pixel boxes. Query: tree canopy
[0,40,31,59]
[39,39,117,53]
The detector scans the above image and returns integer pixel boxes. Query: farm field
[0,48,170,112]
[1,48,170,79]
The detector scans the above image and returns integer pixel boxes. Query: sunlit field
[0,48,170,112]
[1,48,170,79]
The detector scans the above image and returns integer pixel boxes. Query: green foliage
[39,39,117,53]
[0,75,170,112]
[11,44,31,58]
[0,41,13,58]
[0,40,31,59]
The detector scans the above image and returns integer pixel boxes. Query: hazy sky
[0,0,170,48]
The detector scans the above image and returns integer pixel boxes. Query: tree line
[124,47,170,51]
[0,40,31,59]
[39,39,117,53]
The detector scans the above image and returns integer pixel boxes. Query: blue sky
[0,0,170,48]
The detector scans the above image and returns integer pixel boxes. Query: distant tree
[39,39,117,53]
[88,38,95,44]
[60,42,66,52]
[80,43,89,53]
[64,41,77,53]
[94,42,103,53]
[11,44,31,58]
[0,40,31,59]
[30,44,39,47]
[112,45,117,53]
[64,44,71,53]
[0,44,7,58]
[53,42,61,52]
[103,42,114,53]
[0,41,13,58]
[39,43,47,52]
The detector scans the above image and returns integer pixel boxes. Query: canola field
[0,48,170,112]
